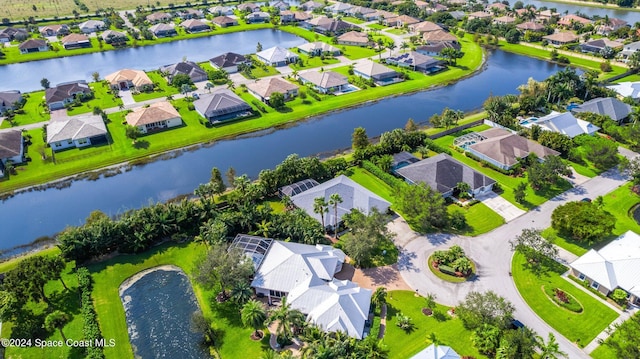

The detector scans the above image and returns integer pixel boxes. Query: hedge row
[424,138,452,155]
[438,265,457,276]
[361,160,404,189]
[77,268,106,359]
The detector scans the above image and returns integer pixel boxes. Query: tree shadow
[276,106,293,113]
[133,140,150,149]
[67,345,87,359]
[49,287,81,314]
[211,299,243,327]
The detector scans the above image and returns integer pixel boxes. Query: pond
[521,0,640,23]
[0,29,306,92]
[0,49,566,253]
[120,266,211,359]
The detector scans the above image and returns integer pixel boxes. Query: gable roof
[0,91,22,107]
[570,231,640,297]
[337,30,370,44]
[299,71,348,89]
[161,61,206,79]
[194,88,251,118]
[354,60,397,77]
[256,46,297,63]
[290,175,391,225]
[543,31,579,43]
[423,30,457,43]
[246,77,299,99]
[607,81,640,99]
[0,130,23,159]
[469,128,560,168]
[411,344,461,359]
[46,114,107,143]
[125,101,180,126]
[19,39,47,50]
[78,20,105,29]
[581,38,623,50]
[105,69,152,88]
[397,153,496,194]
[209,52,248,68]
[212,15,237,25]
[527,111,600,138]
[572,97,632,122]
[61,33,89,44]
[298,41,340,54]
[45,81,91,103]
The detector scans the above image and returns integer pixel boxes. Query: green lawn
[0,91,50,129]
[2,35,483,195]
[511,252,618,347]
[386,28,407,35]
[67,81,123,115]
[338,232,399,267]
[342,16,365,24]
[132,71,179,102]
[246,56,281,78]
[547,183,640,256]
[433,126,573,209]
[367,23,389,30]
[348,167,395,202]
[613,73,640,83]
[289,50,341,70]
[384,291,487,359]
[590,313,640,359]
[450,202,504,236]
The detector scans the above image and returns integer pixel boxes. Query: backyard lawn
[132,71,179,102]
[367,23,389,30]
[348,167,395,202]
[67,81,123,115]
[0,91,50,129]
[289,51,341,70]
[384,291,486,359]
[511,252,619,347]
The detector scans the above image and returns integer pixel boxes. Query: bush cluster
[361,160,403,188]
[77,268,105,359]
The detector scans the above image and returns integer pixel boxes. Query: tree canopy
[551,201,615,242]
[457,291,515,330]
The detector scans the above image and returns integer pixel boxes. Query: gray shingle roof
[161,61,206,81]
[396,153,496,194]
[0,91,22,107]
[469,128,560,168]
[0,130,23,159]
[209,52,248,68]
[45,81,90,104]
[46,114,107,143]
[572,97,632,122]
[194,88,251,119]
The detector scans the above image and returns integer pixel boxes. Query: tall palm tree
[328,193,343,236]
[313,197,329,230]
[538,333,568,359]
[241,300,267,338]
[268,297,306,341]
[371,287,387,310]
[231,282,253,305]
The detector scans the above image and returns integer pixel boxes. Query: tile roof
[126,101,180,126]
[61,33,89,44]
[46,114,107,143]
[516,21,545,31]
[337,30,370,44]
[212,15,237,25]
[246,77,299,99]
[469,128,560,168]
[542,31,579,43]
[423,30,457,42]
[105,69,153,88]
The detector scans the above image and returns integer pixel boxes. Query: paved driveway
[476,191,525,222]
[394,167,631,359]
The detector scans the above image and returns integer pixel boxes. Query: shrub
[438,264,456,276]
[77,267,106,359]
[361,160,403,188]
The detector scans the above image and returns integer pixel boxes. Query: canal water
[120,267,211,359]
[0,29,306,92]
[0,49,565,251]
[521,0,640,22]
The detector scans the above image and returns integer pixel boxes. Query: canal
[0,49,566,252]
[522,0,640,22]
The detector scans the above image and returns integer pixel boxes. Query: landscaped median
[1,34,484,195]
[511,252,618,347]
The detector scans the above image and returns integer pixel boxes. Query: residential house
[299,71,350,94]
[463,128,560,170]
[280,10,296,23]
[46,114,108,151]
[304,17,354,35]
[570,231,640,305]
[180,19,210,33]
[409,21,442,34]
[516,21,545,32]
[387,14,420,27]
[337,31,371,46]
[125,101,183,134]
[558,14,592,27]
[346,6,376,18]
[45,81,92,110]
[542,32,579,46]
[149,23,177,37]
[237,3,260,12]
[411,344,461,359]
[325,2,352,14]
[272,1,289,11]
[619,40,640,59]
[520,111,600,138]
[101,30,128,45]
[422,29,458,44]
[580,38,623,54]
[607,81,640,99]
[572,97,632,123]
[467,11,492,20]
[279,178,320,198]
[537,9,559,23]
[245,11,270,23]
[416,41,461,56]
[209,52,250,73]
[178,8,204,19]
[61,33,91,49]
[486,2,508,12]
[448,10,465,20]
[429,3,448,13]
[353,60,402,86]
[246,77,299,104]
[78,20,106,33]
[596,18,628,35]
[0,27,28,43]
[414,0,429,10]
[0,91,23,114]
[300,1,323,11]
[161,61,208,83]
[194,88,252,123]
[292,11,312,22]
[18,39,48,54]
[232,235,371,339]
[386,51,445,73]
[297,41,341,56]
[290,174,390,227]
[146,12,172,23]
[39,24,70,37]
[256,46,299,66]
[493,16,516,25]
[0,130,25,166]
[105,69,153,91]
[396,153,496,198]
[208,6,233,16]
[211,16,238,28]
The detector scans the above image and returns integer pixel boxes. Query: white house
[570,231,640,305]
[46,114,108,151]
[125,101,182,134]
[411,344,461,359]
[607,81,640,99]
[78,20,106,33]
[520,111,600,138]
[256,46,299,66]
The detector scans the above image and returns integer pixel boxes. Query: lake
[0,29,306,93]
[0,49,566,253]
[120,267,211,359]
[522,0,640,22]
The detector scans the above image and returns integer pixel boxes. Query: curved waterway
[0,29,306,92]
[0,49,564,252]
[521,0,640,22]
[120,266,211,359]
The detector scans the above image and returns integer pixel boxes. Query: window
[591,281,599,290]
[269,290,287,298]
[67,140,73,145]
[578,273,586,280]
[77,138,88,145]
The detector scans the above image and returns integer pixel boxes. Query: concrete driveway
[394,167,631,359]
[476,191,525,222]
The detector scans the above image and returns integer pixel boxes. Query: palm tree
[371,287,387,310]
[538,333,568,359]
[44,310,70,341]
[424,292,437,310]
[231,282,253,305]
[416,145,430,159]
[241,299,267,338]
[268,297,306,341]
[328,193,343,236]
[313,196,329,230]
